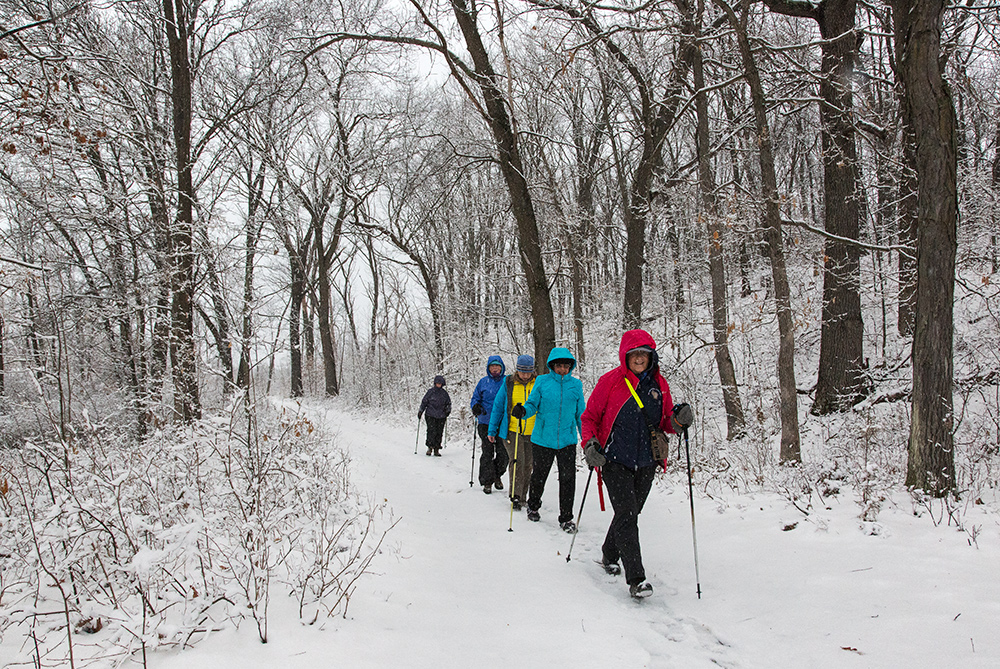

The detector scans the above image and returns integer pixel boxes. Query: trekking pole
[507,418,522,532]
[683,427,702,599]
[469,418,477,487]
[566,465,595,562]
[414,416,422,455]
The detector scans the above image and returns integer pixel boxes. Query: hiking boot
[510,496,522,511]
[526,508,540,522]
[601,560,622,576]
[629,582,653,599]
[426,448,432,456]
[433,448,441,456]
[494,478,504,491]
[560,520,577,534]
[483,484,492,494]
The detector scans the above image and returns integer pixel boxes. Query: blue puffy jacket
[522,348,585,450]
[470,355,505,425]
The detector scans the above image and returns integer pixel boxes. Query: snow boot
[426,448,433,456]
[510,496,522,511]
[483,483,492,495]
[629,582,653,599]
[493,478,504,491]
[560,520,577,534]
[433,448,441,456]
[526,508,540,522]
[601,560,622,576]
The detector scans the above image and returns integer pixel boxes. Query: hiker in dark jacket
[418,375,451,456]
[470,355,508,493]
[580,329,692,599]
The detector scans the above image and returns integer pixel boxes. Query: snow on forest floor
[134,401,1000,668]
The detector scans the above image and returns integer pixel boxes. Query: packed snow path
[151,401,1000,669]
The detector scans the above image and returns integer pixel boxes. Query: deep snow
[131,403,1000,668]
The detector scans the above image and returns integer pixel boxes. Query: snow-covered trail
[314,406,739,669]
[150,401,1000,669]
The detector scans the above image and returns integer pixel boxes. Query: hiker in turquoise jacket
[511,347,586,532]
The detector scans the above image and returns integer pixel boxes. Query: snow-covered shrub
[0,399,387,666]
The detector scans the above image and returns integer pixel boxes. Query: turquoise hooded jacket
[522,347,585,450]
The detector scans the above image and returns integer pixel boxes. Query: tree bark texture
[451,0,556,365]
[893,1,919,337]
[163,0,200,421]
[722,0,800,462]
[895,0,957,495]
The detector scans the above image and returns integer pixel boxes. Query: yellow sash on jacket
[510,379,535,436]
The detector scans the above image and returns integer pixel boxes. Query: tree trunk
[692,10,745,439]
[814,1,866,413]
[163,0,200,421]
[237,165,264,391]
[721,0,801,462]
[893,2,919,337]
[200,230,236,394]
[288,258,305,398]
[895,0,957,495]
[451,0,556,364]
[0,312,4,397]
[992,120,1000,274]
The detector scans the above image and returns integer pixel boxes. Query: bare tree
[762,0,868,414]
[718,0,801,462]
[893,0,957,495]
[687,0,746,439]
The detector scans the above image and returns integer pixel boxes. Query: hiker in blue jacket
[470,355,508,494]
[512,347,586,532]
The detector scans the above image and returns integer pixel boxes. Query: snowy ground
[132,402,1000,669]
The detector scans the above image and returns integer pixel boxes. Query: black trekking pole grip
[683,427,702,599]
[566,465,594,562]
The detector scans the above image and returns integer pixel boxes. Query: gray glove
[583,437,606,468]
[671,403,693,430]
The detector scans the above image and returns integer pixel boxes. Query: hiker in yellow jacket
[487,355,537,510]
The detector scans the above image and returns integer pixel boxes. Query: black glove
[671,403,693,428]
[472,404,484,417]
[417,412,423,420]
[583,437,606,468]
[511,403,526,419]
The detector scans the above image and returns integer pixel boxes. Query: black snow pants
[600,461,657,586]
[478,423,508,485]
[527,443,577,524]
[425,416,446,451]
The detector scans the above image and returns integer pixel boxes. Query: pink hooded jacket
[580,329,676,449]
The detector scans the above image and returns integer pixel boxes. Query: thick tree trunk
[722,0,800,462]
[893,2,919,337]
[895,0,957,495]
[812,0,867,413]
[692,16,745,440]
[451,0,556,364]
[163,0,200,421]
[762,0,866,414]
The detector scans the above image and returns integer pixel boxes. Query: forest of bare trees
[4,0,999,481]
[2,0,1000,658]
